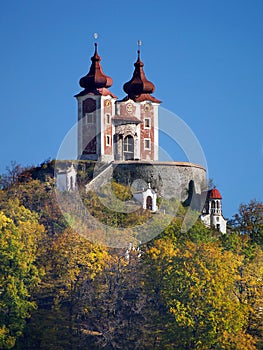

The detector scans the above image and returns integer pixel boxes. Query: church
[56,41,227,232]
[75,42,160,162]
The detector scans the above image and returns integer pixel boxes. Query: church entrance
[123,135,134,160]
[146,196,152,210]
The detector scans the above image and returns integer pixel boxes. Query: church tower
[75,43,117,161]
[113,48,161,161]
[76,44,161,162]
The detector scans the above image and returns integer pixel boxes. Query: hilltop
[0,160,263,349]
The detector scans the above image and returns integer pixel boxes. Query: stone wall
[112,161,207,202]
[85,162,114,192]
[86,161,207,207]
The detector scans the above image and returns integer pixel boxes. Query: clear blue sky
[0,0,262,219]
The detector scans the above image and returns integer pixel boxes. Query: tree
[233,200,263,246]
[0,202,44,349]
[235,245,263,346]
[0,179,67,236]
[0,162,24,189]
[159,240,256,349]
[16,227,108,350]
[78,247,159,350]
[143,236,180,348]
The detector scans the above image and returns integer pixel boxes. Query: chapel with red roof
[200,187,227,233]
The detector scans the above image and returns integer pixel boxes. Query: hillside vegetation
[0,161,263,349]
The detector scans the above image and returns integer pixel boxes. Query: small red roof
[209,187,222,199]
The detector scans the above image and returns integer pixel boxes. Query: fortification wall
[86,161,207,205]
[112,161,207,202]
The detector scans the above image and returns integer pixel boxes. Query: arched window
[211,201,215,209]
[123,135,134,160]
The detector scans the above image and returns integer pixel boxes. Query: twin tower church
[75,42,160,162]
[57,42,227,233]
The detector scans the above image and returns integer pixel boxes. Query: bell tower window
[144,139,151,150]
[144,118,150,129]
[106,113,111,124]
[85,113,95,124]
[106,135,111,146]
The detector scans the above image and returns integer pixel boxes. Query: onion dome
[209,187,222,199]
[123,50,161,103]
[76,43,115,97]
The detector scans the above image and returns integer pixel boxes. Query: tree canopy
[0,161,262,349]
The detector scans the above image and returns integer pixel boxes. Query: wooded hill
[0,160,263,349]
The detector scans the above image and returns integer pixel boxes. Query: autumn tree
[15,227,108,350]
[161,241,256,349]
[232,200,263,246]
[0,178,67,236]
[234,245,263,347]
[0,162,24,189]
[77,245,163,350]
[0,201,44,349]
[1,160,262,349]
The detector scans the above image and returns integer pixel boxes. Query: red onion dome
[123,50,155,98]
[79,43,113,90]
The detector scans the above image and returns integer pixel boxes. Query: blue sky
[0,0,262,219]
